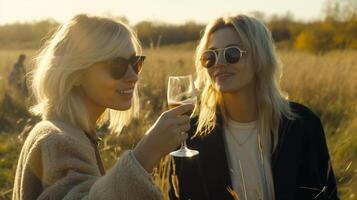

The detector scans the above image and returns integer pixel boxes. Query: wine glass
[167,75,199,157]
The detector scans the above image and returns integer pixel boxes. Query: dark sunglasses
[200,46,247,68]
[105,55,145,79]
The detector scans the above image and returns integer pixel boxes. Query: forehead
[208,27,243,49]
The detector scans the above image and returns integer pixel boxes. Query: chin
[215,80,251,94]
[218,88,236,93]
[215,83,238,93]
[111,103,132,111]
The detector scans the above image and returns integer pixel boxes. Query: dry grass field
[0,46,356,199]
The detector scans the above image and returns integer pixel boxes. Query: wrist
[133,146,162,173]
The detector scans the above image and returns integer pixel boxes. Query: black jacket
[169,102,339,200]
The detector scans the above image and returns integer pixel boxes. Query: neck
[79,90,106,129]
[221,84,258,122]
[86,103,105,128]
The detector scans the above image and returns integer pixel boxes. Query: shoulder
[24,121,96,172]
[285,101,326,143]
[288,101,322,125]
[25,120,92,153]
[17,121,62,169]
[24,120,62,149]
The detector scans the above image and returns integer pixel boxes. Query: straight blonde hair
[30,14,142,134]
[194,14,296,153]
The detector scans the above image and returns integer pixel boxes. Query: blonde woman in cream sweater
[13,14,193,200]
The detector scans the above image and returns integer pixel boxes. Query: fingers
[175,115,190,125]
[165,115,191,130]
[174,132,188,144]
[172,118,191,137]
[167,103,194,117]
[165,121,191,133]
[180,132,188,141]
[177,121,191,132]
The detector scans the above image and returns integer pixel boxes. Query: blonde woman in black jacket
[169,14,339,200]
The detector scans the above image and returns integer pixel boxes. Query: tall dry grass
[0,47,356,199]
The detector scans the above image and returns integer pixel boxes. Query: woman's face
[81,45,138,112]
[205,27,255,93]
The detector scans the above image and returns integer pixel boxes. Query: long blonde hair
[194,14,296,153]
[30,14,141,134]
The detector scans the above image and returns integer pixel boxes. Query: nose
[215,51,226,67]
[123,65,139,83]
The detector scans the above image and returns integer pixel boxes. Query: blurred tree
[0,19,58,49]
[0,11,356,52]
[268,12,295,43]
[249,11,267,22]
[295,30,317,52]
[101,12,130,24]
[135,21,204,47]
[324,0,357,21]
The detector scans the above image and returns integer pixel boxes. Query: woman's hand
[133,104,194,172]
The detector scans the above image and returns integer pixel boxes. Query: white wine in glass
[167,75,199,157]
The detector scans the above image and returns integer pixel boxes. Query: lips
[214,71,235,80]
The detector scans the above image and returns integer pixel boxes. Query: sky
[0,0,327,25]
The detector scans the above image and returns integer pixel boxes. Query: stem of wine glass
[182,140,188,149]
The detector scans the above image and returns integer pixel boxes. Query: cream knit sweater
[12,120,163,200]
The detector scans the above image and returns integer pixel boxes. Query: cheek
[93,80,117,100]
[234,63,255,84]
[243,59,255,79]
[235,55,254,72]
[83,70,118,104]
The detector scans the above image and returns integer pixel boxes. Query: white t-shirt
[223,118,275,200]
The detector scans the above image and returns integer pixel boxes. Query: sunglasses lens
[225,47,241,64]
[130,56,145,74]
[108,56,145,79]
[109,58,129,79]
[200,51,216,68]
[110,66,127,79]
[132,60,143,74]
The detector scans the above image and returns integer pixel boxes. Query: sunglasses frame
[200,46,247,68]
[106,55,146,80]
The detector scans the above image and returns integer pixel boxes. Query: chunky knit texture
[13,120,163,200]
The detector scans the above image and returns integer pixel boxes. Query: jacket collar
[190,115,234,199]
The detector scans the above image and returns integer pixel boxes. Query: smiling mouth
[117,89,134,94]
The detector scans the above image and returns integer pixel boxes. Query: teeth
[118,89,133,94]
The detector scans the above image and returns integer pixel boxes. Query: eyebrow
[208,43,242,50]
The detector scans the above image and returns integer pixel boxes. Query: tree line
[1,0,356,52]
